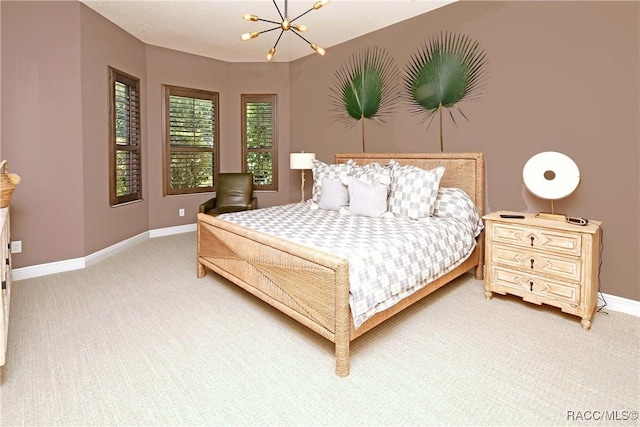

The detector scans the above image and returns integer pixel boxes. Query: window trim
[108,67,142,206]
[241,94,278,191]
[162,84,220,196]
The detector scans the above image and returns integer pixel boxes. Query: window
[109,67,142,206]
[242,94,277,191]
[163,85,219,195]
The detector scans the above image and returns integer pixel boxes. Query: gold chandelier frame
[241,0,330,61]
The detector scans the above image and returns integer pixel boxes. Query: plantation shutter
[110,68,142,206]
[242,95,277,191]
[163,86,219,195]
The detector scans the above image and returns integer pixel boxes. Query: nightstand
[483,211,602,329]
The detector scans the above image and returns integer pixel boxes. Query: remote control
[500,214,525,219]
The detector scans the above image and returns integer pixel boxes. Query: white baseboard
[85,230,150,268]
[599,293,640,317]
[149,223,197,238]
[11,223,197,281]
[12,256,87,281]
[10,223,640,318]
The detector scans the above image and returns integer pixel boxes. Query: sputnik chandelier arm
[240,0,330,61]
[290,30,325,55]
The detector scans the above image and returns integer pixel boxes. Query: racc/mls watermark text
[567,410,638,422]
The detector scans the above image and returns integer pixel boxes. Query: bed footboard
[197,213,353,376]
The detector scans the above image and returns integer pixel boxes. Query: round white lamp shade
[522,151,580,200]
[290,152,316,170]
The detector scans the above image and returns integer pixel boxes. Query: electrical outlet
[179,208,185,217]
[11,240,22,254]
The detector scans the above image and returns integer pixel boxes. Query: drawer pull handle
[530,236,535,247]
[530,258,534,269]
[529,281,534,292]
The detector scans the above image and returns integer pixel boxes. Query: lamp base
[535,212,567,221]
[300,169,306,203]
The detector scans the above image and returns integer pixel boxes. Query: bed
[197,152,485,377]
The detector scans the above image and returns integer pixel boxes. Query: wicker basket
[0,160,21,208]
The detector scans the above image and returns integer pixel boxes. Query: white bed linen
[219,203,482,328]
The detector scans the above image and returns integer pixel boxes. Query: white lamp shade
[290,152,316,170]
[523,151,580,200]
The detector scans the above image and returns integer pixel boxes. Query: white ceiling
[80,0,455,62]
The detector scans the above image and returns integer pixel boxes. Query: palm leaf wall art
[329,46,400,152]
[403,32,488,152]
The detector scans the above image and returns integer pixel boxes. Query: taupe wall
[1,1,293,267]
[144,49,293,230]
[290,1,639,300]
[80,4,149,256]
[1,1,86,265]
[1,1,638,301]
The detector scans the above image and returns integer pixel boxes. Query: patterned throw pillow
[433,187,484,236]
[311,159,355,204]
[318,178,349,211]
[388,161,445,219]
[347,176,389,217]
[349,162,393,186]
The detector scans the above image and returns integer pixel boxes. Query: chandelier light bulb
[241,32,259,41]
[266,48,276,61]
[311,44,326,56]
[313,0,330,10]
[292,24,308,33]
[243,14,259,21]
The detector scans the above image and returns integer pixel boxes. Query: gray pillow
[389,162,445,219]
[318,178,349,211]
[433,187,484,237]
[349,161,393,185]
[347,176,389,217]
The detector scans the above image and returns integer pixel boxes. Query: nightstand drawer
[491,245,582,282]
[491,266,580,306]
[490,222,582,256]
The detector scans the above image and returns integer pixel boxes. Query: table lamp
[290,152,316,202]
[522,151,581,221]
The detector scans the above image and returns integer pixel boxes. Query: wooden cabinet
[1,207,11,367]
[483,211,602,329]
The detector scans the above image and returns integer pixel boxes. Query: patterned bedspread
[218,203,482,328]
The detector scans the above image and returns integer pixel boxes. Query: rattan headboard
[334,152,485,216]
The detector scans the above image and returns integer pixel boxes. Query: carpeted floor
[1,232,638,426]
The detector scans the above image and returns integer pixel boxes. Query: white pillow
[311,159,355,204]
[347,176,389,217]
[318,178,349,211]
[389,161,445,219]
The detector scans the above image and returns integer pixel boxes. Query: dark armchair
[198,173,258,216]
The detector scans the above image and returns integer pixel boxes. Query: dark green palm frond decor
[403,32,488,152]
[329,46,400,152]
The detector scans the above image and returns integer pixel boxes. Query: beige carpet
[1,232,638,426]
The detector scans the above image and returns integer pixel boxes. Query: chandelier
[241,0,331,61]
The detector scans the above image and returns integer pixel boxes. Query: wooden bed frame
[197,152,485,377]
